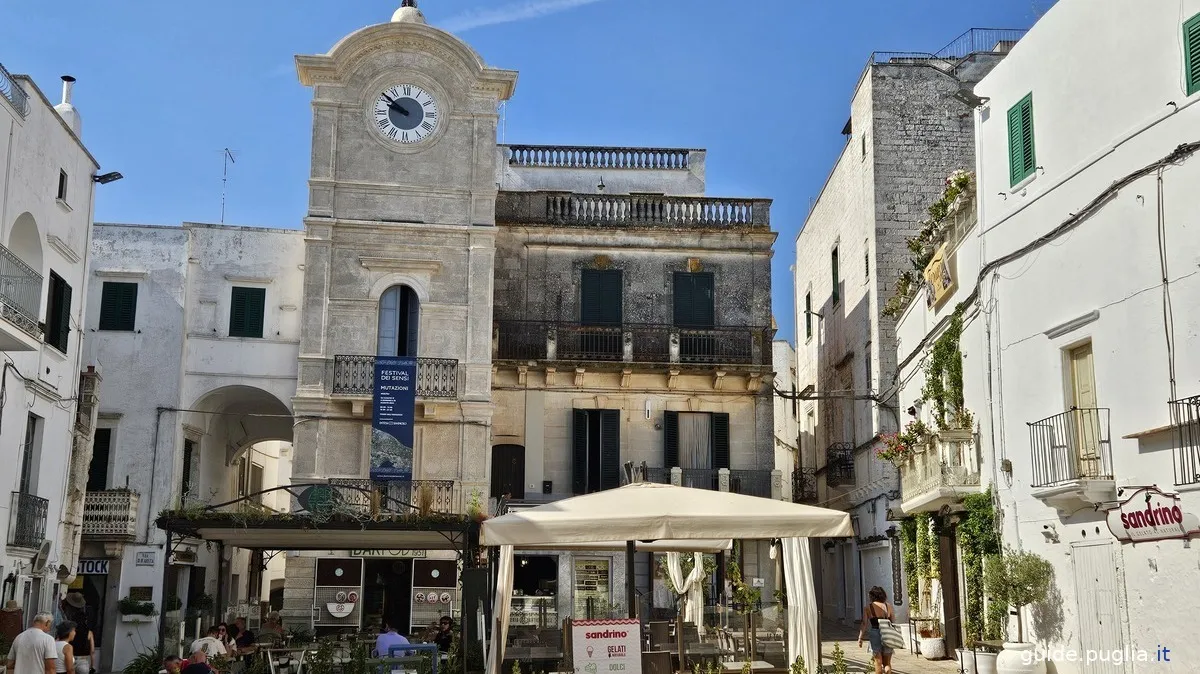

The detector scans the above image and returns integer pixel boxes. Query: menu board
[571,619,642,674]
[573,559,611,618]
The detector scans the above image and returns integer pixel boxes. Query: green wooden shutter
[599,409,621,490]
[1008,93,1036,186]
[99,282,137,331]
[599,270,622,325]
[664,410,680,468]
[693,273,714,328]
[831,247,840,304]
[673,272,693,326]
[49,274,72,352]
[1186,13,1200,95]
[230,287,266,338]
[711,413,731,470]
[581,270,602,325]
[572,409,589,494]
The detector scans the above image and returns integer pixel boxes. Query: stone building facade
[792,31,1020,626]
[75,1,783,652]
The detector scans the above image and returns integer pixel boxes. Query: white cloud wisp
[440,0,608,33]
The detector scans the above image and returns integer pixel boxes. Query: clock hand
[382,95,411,116]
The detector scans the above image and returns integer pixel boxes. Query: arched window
[378,285,420,357]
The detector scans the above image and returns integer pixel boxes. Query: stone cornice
[359,257,443,274]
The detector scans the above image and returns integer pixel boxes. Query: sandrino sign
[1105,487,1200,543]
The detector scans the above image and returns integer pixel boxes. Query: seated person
[181,651,213,674]
[232,617,255,658]
[191,626,228,659]
[434,617,453,653]
[375,620,411,657]
[161,655,182,674]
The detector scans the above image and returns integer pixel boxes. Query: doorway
[491,445,526,500]
[937,522,962,652]
[1068,342,1103,478]
[362,559,414,636]
[1071,542,1125,673]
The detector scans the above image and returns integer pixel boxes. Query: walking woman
[54,622,77,674]
[857,586,895,674]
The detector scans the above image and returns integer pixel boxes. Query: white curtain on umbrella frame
[782,537,820,673]
[665,551,705,628]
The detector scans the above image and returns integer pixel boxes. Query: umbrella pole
[626,540,637,619]
[675,601,686,674]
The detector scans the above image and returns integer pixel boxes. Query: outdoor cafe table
[263,646,318,674]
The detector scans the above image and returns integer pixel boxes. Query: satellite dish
[32,541,52,572]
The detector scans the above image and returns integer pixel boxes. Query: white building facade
[891,0,1200,669]
[793,30,1020,634]
[0,65,106,632]
[81,222,304,671]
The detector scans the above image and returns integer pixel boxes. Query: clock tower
[290,2,517,500]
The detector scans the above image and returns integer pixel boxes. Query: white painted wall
[911,0,1200,668]
[85,223,303,670]
[772,340,799,500]
[0,72,99,620]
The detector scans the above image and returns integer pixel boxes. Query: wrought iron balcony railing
[505,144,695,170]
[0,243,43,339]
[330,356,459,399]
[630,467,773,498]
[494,320,770,367]
[792,466,818,503]
[898,430,980,509]
[497,191,770,229]
[8,491,48,549]
[825,443,856,488]
[325,479,463,516]
[0,63,29,118]
[1028,407,1113,488]
[1171,395,1200,486]
[82,490,139,540]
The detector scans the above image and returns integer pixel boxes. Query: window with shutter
[804,292,812,339]
[663,410,680,468]
[673,272,715,328]
[98,282,138,331]
[581,269,622,326]
[1007,93,1036,186]
[573,409,621,493]
[711,413,730,470]
[831,247,840,306]
[87,429,112,492]
[229,286,266,338]
[44,271,71,353]
[1187,13,1200,96]
[181,439,195,501]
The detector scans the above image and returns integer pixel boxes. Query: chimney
[54,75,82,137]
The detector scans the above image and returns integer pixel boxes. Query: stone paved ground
[819,621,962,674]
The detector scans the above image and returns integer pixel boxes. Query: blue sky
[5,0,1051,344]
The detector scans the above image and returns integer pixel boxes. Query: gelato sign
[371,357,417,481]
[1105,487,1200,543]
[571,619,641,674]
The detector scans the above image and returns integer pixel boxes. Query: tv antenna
[220,148,237,224]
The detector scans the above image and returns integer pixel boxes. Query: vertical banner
[570,619,642,674]
[371,356,417,481]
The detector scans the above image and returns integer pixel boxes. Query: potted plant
[118,596,158,623]
[985,548,1053,674]
[918,624,946,660]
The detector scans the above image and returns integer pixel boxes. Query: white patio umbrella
[481,482,853,674]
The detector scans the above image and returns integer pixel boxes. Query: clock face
[373,84,440,144]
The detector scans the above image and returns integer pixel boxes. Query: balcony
[8,492,48,550]
[505,144,695,170]
[1171,394,1200,485]
[825,443,855,488]
[325,479,463,515]
[330,356,459,399]
[642,467,777,499]
[0,242,44,351]
[82,490,139,541]
[898,429,981,514]
[496,191,770,230]
[0,63,29,118]
[792,467,818,503]
[493,321,771,368]
[1028,408,1116,516]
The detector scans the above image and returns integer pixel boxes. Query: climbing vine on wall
[959,489,1004,644]
[922,305,972,431]
[900,519,918,610]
